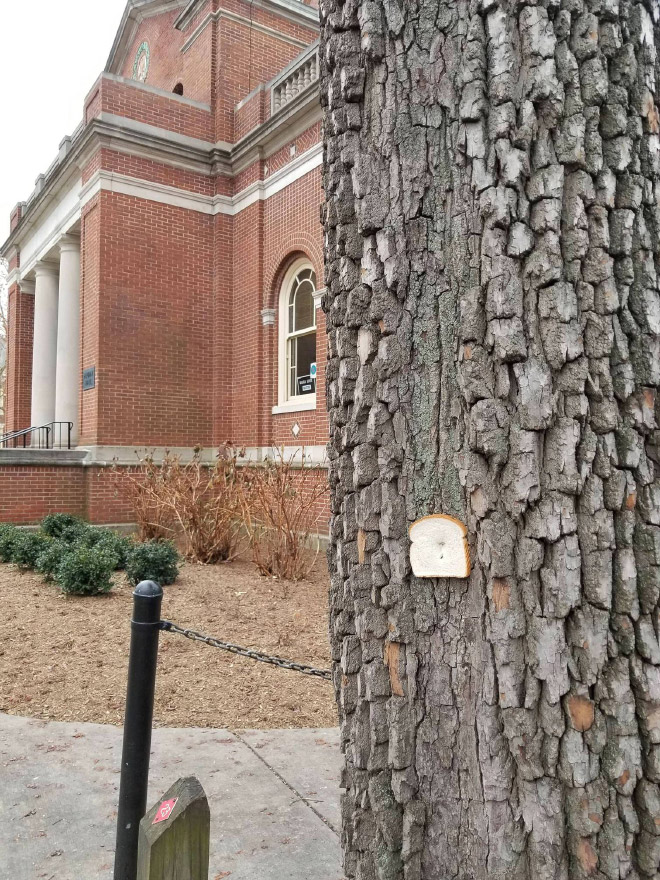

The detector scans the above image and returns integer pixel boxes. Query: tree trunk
[320,1,660,878]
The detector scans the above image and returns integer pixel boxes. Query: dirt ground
[0,557,337,729]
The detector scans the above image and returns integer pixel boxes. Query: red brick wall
[93,190,215,447]
[230,199,263,445]
[0,466,85,524]
[263,166,326,448]
[96,149,213,195]
[212,212,233,444]
[235,87,267,141]
[119,7,213,105]
[5,284,34,434]
[215,14,315,142]
[0,463,328,532]
[80,198,101,445]
[86,467,137,524]
[86,75,213,141]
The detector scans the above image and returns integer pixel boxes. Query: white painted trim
[80,169,215,214]
[272,398,317,414]
[19,197,82,279]
[79,142,322,217]
[313,287,326,309]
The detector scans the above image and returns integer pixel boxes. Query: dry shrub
[113,456,173,541]
[241,447,328,581]
[116,446,246,563]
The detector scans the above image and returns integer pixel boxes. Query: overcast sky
[0,1,128,241]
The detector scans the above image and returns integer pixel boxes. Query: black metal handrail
[0,421,73,450]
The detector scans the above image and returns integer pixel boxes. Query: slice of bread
[409,514,470,579]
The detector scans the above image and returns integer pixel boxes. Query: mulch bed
[0,557,337,729]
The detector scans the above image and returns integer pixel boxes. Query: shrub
[118,445,247,563]
[76,527,132,569]
[240,447,327,582]
[55,543,117,595]
[112,455,174,542]
[125,540,180,586]
[0,524,19,563]
[11,531,53,570]
[35,539,70,582]
[41,514,86,539]
[94,531,132,570]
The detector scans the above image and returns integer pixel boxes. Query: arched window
[277,260,317,409]
[173,82,184,96]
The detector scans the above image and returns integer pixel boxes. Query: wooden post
[137,776,210,880]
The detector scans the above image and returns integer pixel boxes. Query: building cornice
[79,141,321,217]
[1,83,321,259]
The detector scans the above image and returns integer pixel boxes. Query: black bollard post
[114,581,163,880]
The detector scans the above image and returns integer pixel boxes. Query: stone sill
[0,449,88,466]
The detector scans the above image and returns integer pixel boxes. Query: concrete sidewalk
[0,713,342,880]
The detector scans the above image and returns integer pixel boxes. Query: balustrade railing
[271,44,319,114]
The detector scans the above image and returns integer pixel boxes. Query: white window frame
[274,258,318,414]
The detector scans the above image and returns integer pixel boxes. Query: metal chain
[159,620,333,681]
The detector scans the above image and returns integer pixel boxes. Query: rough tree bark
[321,1,660,878]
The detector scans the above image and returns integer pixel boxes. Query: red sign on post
[153,797,178,824]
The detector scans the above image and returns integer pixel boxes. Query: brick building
[0,0,328,525]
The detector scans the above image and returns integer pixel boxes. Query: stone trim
[76,444,327,467]
[79,142,322,217]
[261,308,277,326]
[272,398,317,415]
[1,86,321,259]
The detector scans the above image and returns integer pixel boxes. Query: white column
[30,261,59,428]
[54,235,81,445]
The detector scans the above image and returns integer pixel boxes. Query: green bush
[55,543,118,595]
[35,539,70,582]
[41,514,86,539]
[126,540,180,586]
[11,531,53,570]
[0,524,19,563]
[84,529,132,570]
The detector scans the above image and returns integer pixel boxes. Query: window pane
[294,282,315,331]
[292,331,316,396]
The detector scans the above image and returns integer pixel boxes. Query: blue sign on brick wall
[82,367,96,391]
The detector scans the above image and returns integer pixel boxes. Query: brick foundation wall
[0,462,329,533]
[0,466,86,524]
